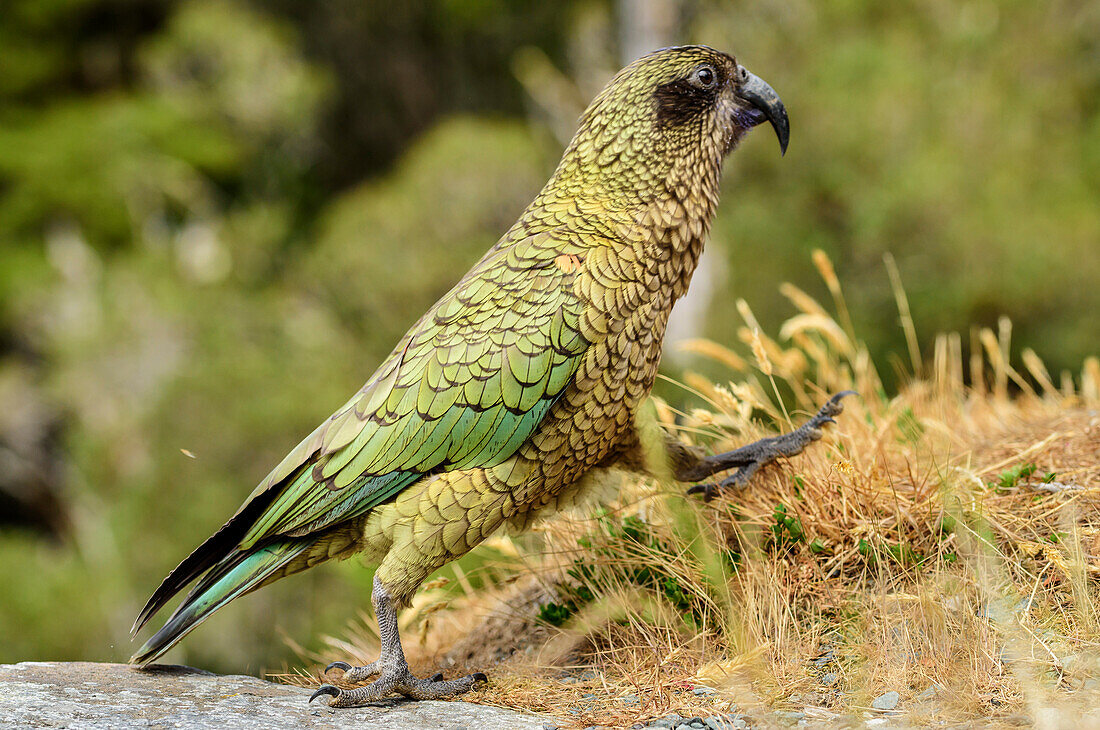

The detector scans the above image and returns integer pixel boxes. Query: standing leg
[311,576,486,707]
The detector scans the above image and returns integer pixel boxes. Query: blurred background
[0,0,1096,674]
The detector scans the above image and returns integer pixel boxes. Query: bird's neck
[621,141,728,302]
[632,149,723,297]
[518,122,729,300]
[539,140,723,240]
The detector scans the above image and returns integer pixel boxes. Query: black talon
[325,661,352,675]
[428,672,444,682]
[687,483,718,501]
[827,390,857,409]
[310,684,341,703]
[472,672,488,684]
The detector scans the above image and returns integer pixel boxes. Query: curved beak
[736,69,790,156]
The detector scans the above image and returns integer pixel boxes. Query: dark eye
[692,64,716,89]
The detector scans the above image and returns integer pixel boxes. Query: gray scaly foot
[310,576,487,707]
[686,391,855,500]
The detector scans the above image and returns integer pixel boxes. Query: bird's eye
[692,65,716,89]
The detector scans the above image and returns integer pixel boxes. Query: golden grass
[283,251,1100,729]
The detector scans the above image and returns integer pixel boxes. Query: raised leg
[310,576,487,707]
[681,391,854,500]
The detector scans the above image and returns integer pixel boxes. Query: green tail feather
[129,540,307,667]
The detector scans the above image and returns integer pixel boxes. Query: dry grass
[283,252,1100,729]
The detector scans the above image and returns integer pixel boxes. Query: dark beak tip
[766,105,790,157]
[738,69,789,158]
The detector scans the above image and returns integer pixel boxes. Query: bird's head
[558,46,788,205]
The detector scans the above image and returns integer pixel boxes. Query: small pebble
[542,725,559,730]
[621,694,639,704]
[871,690,900,711]
[914,685,937,702]
[692,685,717,696]
[820,673,837,687]
[774,710,804,725]
[581,693,598,700]
[703,717,733,730]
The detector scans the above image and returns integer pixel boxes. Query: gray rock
[692,685,717,696]
[871,690,900,711]
[0,661,548,729]
[820,673,837,687]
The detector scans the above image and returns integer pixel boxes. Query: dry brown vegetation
[285,252,1100,729]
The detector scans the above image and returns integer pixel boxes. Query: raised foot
[687,391,856,501]
[311,665,488,707]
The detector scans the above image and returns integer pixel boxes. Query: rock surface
[0,661,549,729]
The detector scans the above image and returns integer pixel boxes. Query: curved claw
[810,391,856,424]
[325,661,352,676]
[310,684,341,704]
[472,672,488,684]
[686,483,718,501]
[826,390,857,409]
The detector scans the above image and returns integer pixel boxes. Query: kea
[130,45,851,707]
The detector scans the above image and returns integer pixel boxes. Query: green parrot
[130,45,851,706]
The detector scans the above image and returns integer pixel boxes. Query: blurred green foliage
[0,0,1095,673]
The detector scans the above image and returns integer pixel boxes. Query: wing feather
[232,230,592,549]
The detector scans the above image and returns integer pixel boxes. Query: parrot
[130,45,852,707]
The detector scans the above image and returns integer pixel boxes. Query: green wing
[239,231,590,547]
